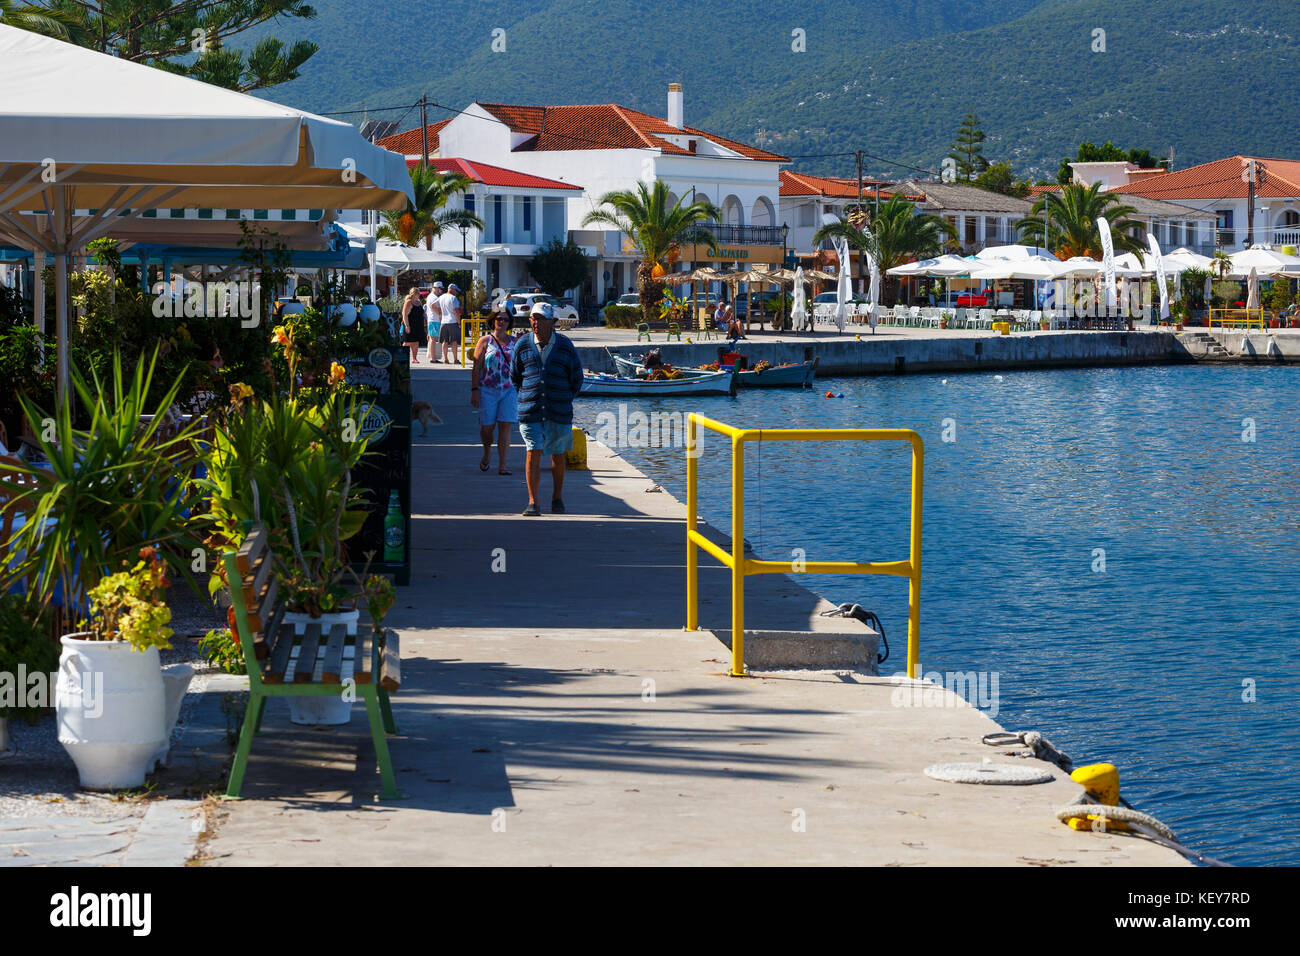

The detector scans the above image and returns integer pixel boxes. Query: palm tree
[1017,182,1142,258]
[0,1,76,38]
[812,194,953,300]
[581,181,721,323]
[377,165,484,250]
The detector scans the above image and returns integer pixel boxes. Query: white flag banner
[865,244,880,330]
[1147,233,1169,322]
[833,236,851,332]
[1097,217,1117,310]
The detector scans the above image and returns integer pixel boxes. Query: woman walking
[471,310,518,474]
[401,288,425,364]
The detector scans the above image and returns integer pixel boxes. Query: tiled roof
[779,170,916,200]
[1110,156,1300,201]
[475,101,789,162]
[375,119,450,158]
[415,157,580,191]
[1021,183,1210,220]
[902,180,1035,214]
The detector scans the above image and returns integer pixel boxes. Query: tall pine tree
[12,1,318,93]
[947,112,989,182]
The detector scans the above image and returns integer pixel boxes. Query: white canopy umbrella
[833,237,851,332]
[1166,247,1214,271]
[0,24,412,399]
[1228,246,1300,278]
[372,241,474,274]
[1114,251,1155,275]
[865,246,881,332]
[1246,267,1260,309]
[973,244,1058,261]
[969,259,1065,281]
[887,254,979,276]
[1055,256,1145,278]
[790,266,809,331]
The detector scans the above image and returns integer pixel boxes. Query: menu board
[346,349,411,586]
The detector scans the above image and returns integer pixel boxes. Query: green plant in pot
[200,335,373,724]
[57,547,173,790]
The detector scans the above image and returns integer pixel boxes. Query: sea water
[575,363,1300,866]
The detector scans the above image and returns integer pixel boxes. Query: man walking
[425,280,444,362]
[437,282,462,364]
[510,301,584,516]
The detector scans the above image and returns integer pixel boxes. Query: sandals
[498,469,512,475]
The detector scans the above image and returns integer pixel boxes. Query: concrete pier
[565,325,1300,376]
[198,361,1187,866]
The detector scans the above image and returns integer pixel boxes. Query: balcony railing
[698,222,789,246]
[1217,229,1235,247]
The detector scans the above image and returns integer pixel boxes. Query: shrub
[199,628,246,675]
[602,304,641,328]
[0,594,57,721]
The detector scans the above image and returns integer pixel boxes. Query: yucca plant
[0,348,202,628]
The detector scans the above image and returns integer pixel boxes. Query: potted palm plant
[1,349,200,786]
[202,327,372,724]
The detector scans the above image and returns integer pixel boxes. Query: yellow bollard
[1067,762,1129,831]
[566,427,588,470]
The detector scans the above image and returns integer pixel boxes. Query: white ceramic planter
[56,633,165,790]
[283,610,359,725]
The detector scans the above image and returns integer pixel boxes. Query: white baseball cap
[448,283,460,292]
[529,301,555,319]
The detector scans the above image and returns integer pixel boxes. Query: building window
[465,194,475,214]
[798,204,813,227]
[1216,209,1233,229]
[523,197,532,232]
[493,196,503,243]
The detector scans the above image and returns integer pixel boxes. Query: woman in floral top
[471,311,519,474]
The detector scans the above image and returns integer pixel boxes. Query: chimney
[668,83,684,129]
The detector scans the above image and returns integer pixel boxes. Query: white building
[405,85,789,303]
[1096,156,1300,253]
[369,125,583,297]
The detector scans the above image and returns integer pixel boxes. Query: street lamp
[458,222,470,258]
[781,222,790,329]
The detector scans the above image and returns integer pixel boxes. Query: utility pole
[420,94,429,167]
[1243,158,1259,248]
[856,150,864,296]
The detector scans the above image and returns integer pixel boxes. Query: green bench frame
[222,525,404,800]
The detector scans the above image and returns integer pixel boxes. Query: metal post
[420,94,429,167]
[686,415,698,631]
[906,439,924,679]
[730,434,745,676]
[32,249,44,334]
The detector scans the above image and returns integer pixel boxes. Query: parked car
[955,291,991,308]
[490,286,538,311]
[615,293,641,308]
[507,293,578,322]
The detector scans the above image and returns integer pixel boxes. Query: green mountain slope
[249,0,1298,181]
[711,0,1300,178]
[251,0,1045,130]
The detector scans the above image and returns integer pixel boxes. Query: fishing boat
[612,353,817,388]
[580,366,736,397]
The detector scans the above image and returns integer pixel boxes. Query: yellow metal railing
[459,316,488,366]
[1208,307,1268,332]
[685,414,924,678]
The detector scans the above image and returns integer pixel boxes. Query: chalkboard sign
[346,348,411,586]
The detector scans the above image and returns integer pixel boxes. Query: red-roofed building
[1069,156,1300,252]
[778,170,919,260]
[360,134,588,298]
[407,85,789,301]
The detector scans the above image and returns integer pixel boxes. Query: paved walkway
[198,364,1186,866]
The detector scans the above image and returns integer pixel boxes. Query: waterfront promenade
[198,362,1186,866]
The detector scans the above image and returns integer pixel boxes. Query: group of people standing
[400,280,463,365]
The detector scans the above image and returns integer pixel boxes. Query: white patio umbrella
[1228,246,1300,278]
[973,244,1059,262]
[866,246,881,332]
[887,254,979,276]
[372,241,474,274]
[1166,247,1214,271]
[0,24,412,400]
[833,236,851,332]
[1247,267,1260,309]
[969,259,1065,281]
[790,266,809,331]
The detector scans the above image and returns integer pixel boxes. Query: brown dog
[412,401,442,436]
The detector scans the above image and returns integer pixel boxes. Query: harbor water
[574,364,1300,866]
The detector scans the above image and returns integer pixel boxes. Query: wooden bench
[222,524,404,799]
